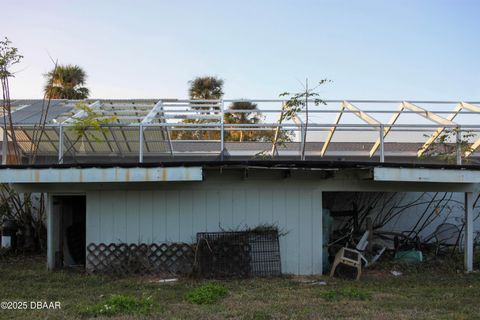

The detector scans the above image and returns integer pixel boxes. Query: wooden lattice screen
[86,243,194,276]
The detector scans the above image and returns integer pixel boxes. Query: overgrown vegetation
[0,38,48,251]
[185,282,228,305]
[1,255,480,319]
[419,128,475,164]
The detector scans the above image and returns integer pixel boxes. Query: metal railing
[5,99,480,165]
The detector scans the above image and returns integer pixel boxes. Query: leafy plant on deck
[60,103,117,162]
[279,79,331,160]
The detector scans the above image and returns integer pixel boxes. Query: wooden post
[2,129,7,165]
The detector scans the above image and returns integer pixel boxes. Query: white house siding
[86,179,323,275]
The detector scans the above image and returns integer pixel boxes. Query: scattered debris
[370,247,386,265]
[301,280,327,286]
[390,270,403,277]
[330,247,363,280]
[158,278,178,283]
[394,250,423,264]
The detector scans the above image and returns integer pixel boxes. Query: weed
[185,282,228,304]
[79,294,155,316]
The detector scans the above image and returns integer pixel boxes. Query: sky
[2,0,480,101]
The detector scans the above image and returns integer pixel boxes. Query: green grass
[77,294,156,316]
[320,287,371,301]
[0,254,480,319]
[185,282,228,305]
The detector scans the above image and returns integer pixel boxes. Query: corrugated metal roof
[1,100,75,124]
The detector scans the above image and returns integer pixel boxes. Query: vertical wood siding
[86,183,323,275]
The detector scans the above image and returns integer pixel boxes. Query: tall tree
[225,101,261,142]
[174,76,224,140]
[0,38,48,251]
[44,64,89,99]
[188,76,224,100]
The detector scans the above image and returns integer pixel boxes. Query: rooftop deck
[2,99,480,165]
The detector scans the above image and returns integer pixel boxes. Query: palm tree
[225,101,261,142]
[44,64,89,99]
[174,76,224,140]
[188,76,224,100]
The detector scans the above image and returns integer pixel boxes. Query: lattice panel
[86,243,194,276]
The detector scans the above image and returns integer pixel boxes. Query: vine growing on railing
[419,128,475,164]
[59,103,117,163]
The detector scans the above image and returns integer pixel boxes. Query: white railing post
[300,123,305,160]
[220,100,224,160]
[139,124,144,163]
[379,124,385,163]
[58,124,64,164]
[456,127,462,165]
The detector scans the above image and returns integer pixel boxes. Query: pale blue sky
[2,0,480,100]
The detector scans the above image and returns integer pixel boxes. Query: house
[0,99,479,275]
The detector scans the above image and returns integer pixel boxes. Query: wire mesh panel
[196,229,281,278]
[248,230,282,277]
[196,232,251,278]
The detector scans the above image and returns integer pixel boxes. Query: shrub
[80,294,155,316]
[320,287,371,301]
[185,282,228,305]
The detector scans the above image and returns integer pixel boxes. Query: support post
[58,124,64,164]
[379,124,385,163]
[220,100,224,160]
[139,124,144,163]
[300,123,305,160]
[456,128,462,165]
[2,129,8,165]
[464,192,474,272]
[47,194,54,270]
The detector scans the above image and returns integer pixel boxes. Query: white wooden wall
[86,181,323,275]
